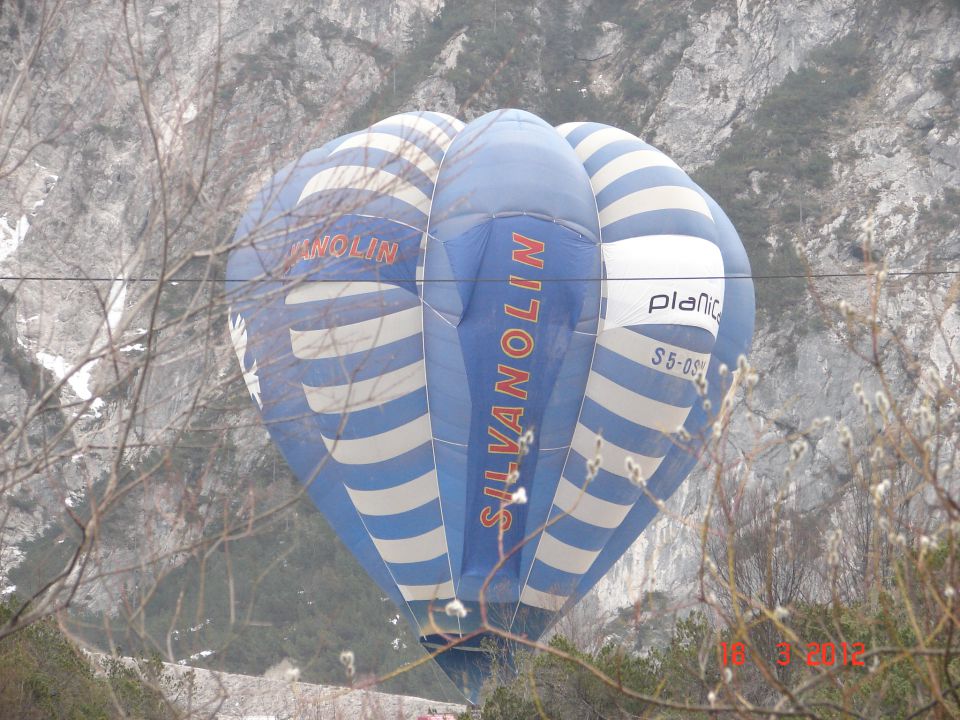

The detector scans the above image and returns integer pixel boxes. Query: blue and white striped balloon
[226,109,754,701]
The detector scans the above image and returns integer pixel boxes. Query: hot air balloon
[225,109,754,702]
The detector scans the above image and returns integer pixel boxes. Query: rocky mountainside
[93,654,465,720]
[1,0,959,706]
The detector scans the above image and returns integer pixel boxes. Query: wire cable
[0,269,957,283]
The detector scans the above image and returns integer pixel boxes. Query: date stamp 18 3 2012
[720,641,867,667]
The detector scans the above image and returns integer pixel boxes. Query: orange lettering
[376,241,399,264]
[365,237,378,259]
[348,235,365,258]
[501,328,534,359]
[504,298,540,323]
[283,243,301,273]
[495,365,529,399]
[488,425,520,454]
[511,232,544,269]
[484,462,519,484]
[484,486,513,502]
[509,275,541,291]
[491,406,523,435]
[310,235,330,259]
[330,234,348,257]
[480,506,513,530]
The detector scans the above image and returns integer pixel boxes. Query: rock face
[95,654,464,720]
[648,0,861,167]
[588,0,960,622]
[1,0,959,704]
[175,664,464,720]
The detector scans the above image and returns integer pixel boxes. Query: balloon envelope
[226,109,754,701]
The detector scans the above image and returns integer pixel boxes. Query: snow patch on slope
[0,162,59,263]
[35,351,104,416]
[0,214,30,263]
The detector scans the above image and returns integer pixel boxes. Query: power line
[0,269,957,283]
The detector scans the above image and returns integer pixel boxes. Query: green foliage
[0,287,65,413]
[580,0,686,53]
[348,0,693,132]
[441,0,692,128]
[51,493,462,703]
[223,12,391,113]
[8,391,461,704]
[475,595,960,719]
[921,186,960,239]
[346,0,476,128]
[544,0,692,129]
[443,3,540,111]
[933,58,960,100]
[0,598,174,720]
[8,491,36,513]
[7,407,462,703]
[771,595,960,718]
[476,613,719,719]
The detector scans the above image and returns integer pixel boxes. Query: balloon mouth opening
[421,631,519,704]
